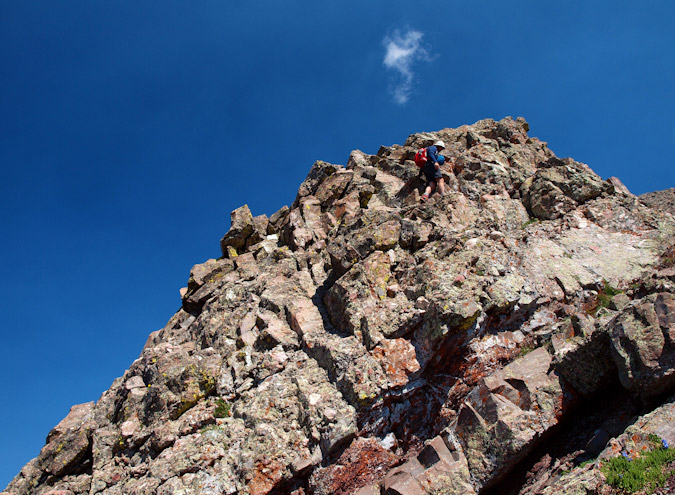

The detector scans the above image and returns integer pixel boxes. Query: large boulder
[521,158,608,220]
[37,402,97,477]
[220,204,255,257]
[610,292,675,396]
[454,348,564,491]
[378,434,476,495]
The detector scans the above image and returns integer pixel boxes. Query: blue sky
[1,0,674,487]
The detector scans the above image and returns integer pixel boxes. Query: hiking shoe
[420,194,429,202]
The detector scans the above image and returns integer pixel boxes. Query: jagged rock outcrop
[6,117,675,495]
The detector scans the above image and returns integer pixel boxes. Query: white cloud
[382,30,430,105]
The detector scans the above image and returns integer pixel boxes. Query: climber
[420,140,448,202]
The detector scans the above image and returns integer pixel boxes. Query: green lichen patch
[171,365,218,420]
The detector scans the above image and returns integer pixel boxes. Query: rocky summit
[6,117,675,495]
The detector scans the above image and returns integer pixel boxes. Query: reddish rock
[309,437,397,495]
[371,338,421,388]
[247,459,285,495]
[381,435,475,495]
[640,187,675,215]
[288,297,324,343]
[234,251,259,280]
[257,310,299,349]
[333,194,361,222]
[455,348,564,490]
[372,219,401,251]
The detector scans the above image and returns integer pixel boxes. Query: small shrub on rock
[600,436,675,493]
[214,398,231,418]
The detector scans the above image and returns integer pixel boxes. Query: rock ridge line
[6,116,675,495]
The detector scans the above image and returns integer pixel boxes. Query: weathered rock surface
[455,347,565,491]
[609,292,675,396]
[640,187,675,216]
[6,117,675,495]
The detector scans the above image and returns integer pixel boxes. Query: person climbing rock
[420,140,448,202]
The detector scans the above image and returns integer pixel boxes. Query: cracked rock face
[6,117,675,495]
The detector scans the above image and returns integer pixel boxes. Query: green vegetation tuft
[521,218,539,229]
[657,245,675,269]
[597,280,622,308]
[600,438,675,493]
[518,344,535,357]
[585,280,623,316]
[648,433,666,450]
[214,398,231,418]
[200,424,222,434]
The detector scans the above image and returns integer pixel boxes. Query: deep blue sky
[1,1,674,487]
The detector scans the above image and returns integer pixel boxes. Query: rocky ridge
[6,117,675,495]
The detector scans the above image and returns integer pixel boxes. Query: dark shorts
[423,162,443,183]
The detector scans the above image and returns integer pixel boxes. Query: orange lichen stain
[479,388,490,405]
[247,460,284,495]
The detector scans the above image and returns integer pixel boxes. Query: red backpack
[414,147,428,168]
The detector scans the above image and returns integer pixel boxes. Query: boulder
[37,402,96,477]
[610,292,675,396]
[380,434,475,495]
[267,205,289,234]
[295,160,342,203]
[245,214,270,247]
[220,204,255,256]
[454,348,564,491]
[370,338,421,388]
[521,159,608,220]
[314,169,354,207]
[187,258,232,290]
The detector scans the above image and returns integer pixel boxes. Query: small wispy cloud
[382,29,430,105]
